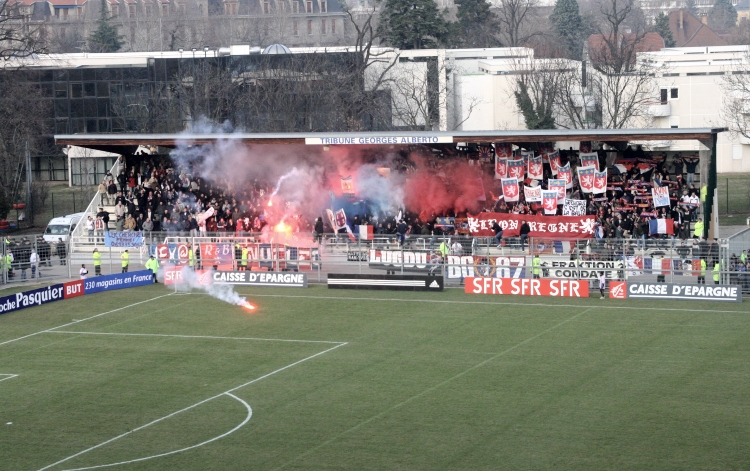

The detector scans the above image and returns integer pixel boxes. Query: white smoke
[175,266,250,307]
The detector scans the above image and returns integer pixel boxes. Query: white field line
[59,393,253,471]
[46,331,344,345]
[0,294,174,348]
[0,374,18,383]
[231,293,750,315]
[37,342,347,471]
[271,309,591,470]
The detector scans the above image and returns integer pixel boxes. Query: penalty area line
[36,341,347,471]
[0,294,175,348]
[233,293,749,315]
[0,374,18,383]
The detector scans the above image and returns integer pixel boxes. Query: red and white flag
[494,155,508,180]
[577,166,596,194]
[558,163,573,189]
[527,155,543,180]
[507,159,525,179]
[548,179,567,204]
[495,142,512,158]
[501,178,520,202]
[579,152,599,171]
[542,190,558,215]
[524,185,542,202]
[593,170,607,194]
[548,151,561,175]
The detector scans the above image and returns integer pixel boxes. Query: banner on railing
[467,213,596,238]
[0,280,84,315]
[465,277,589,297]
[83,270,153,294]
[154,243,320,271]
[104,231,144,247]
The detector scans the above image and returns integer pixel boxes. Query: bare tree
[510,56,574,129]
[0,0,45,60]
[494,0,540,47]
[568,0,661,128]
[720,51,750,141]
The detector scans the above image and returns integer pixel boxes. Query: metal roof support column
[438,49,447,132]
[699,134,718,239]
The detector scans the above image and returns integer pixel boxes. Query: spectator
[519,220,531,252]
[79,264,88,279]
[56,238,67,265]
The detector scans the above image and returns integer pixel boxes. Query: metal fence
[62,232,750,292]
[1,235,72,285]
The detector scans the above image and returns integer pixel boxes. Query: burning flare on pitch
[240,299,256,311]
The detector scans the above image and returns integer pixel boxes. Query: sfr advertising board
[465,277,589,297]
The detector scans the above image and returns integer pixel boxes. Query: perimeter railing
[60,231,750,292]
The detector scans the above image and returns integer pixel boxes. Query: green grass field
[1,285,749,470]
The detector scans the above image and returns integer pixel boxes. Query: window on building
[293,1,299,12]
[129,4,135,17]
[77,6,83,17]
[321,19,326,34]
[660,87,679,103]
[660,88,668,104]
[320,0,326,11]
[307,19,312,34]
[264,1,270,13]
[62,8,69,19]
[293,19,298,35]
[306,0,312,12]
[670,87,678,99]
[111,4,118,15]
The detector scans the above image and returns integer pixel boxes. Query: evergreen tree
[88,0,124,53]
[514,82,556,129]
[378,0,449,49]
[654,12,675,48]
[550,0,584,60]
[450,0,501,48]
[708,0,738,32]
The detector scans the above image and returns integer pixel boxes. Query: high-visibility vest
[694,221,704,238]
[241,248,248,266]
[188,249,195,267]
[439,242,449,257]
[93,252,102,266]
[121,252,129,267]
[146,258,159,273]
[700,259,706,276]
[532,256,541,275]
[713,263,720,282]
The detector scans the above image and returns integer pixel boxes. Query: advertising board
[327,274,444,291]
[212,271,308,288]
[83,270,154,294]
[613,282,742,302]
[465,277,589,297]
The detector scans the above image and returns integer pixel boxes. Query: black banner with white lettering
[328,274,444,291]
[212,271,308,288]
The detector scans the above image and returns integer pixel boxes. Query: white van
[43,212,85,243]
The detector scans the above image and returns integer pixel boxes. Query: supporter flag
[610,164,628,175]
[197,206,214,225]
[359,225,374,240]
[638,162,654,174]
[524,185,542,202]
[334,208,356,241]
[593,170,607,194]
[542,190,558,214]
[548,151,561,175]
[579,152,599,171]
[557,163,573,189]
[326,209,336,231]
[494,155,508,180]
[495,142,512,158]
[652,185,670,207]
[548,179,566,204]
[648,218,675,235]
[478,145,493,161]
[540,146,555,163]
[580,141,592,153]
[527,155,543,180]
[507,159,525,179]
[501,178,520,202]
[341,176,355,195]
[577,166,596,193]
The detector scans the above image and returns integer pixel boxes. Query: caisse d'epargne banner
[465,277,589,297]
[467,213,596,238]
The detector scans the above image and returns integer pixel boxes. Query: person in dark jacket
[314,217,324,243]
[519,220,531,252]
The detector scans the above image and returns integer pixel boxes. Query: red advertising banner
[467,213,596,238]
[63,280,85,299]
[465,277,589,297]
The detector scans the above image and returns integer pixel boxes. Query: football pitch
[1,285,749,470]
